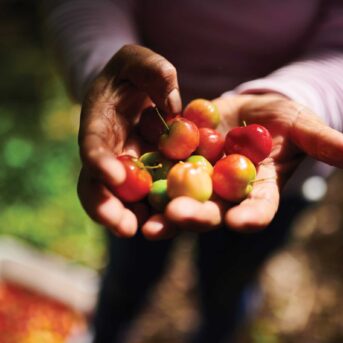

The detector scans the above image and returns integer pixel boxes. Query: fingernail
[166,88,182,114]
[146,220,164,234]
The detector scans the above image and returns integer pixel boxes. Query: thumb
[104,44,182,114]
[291,105,343,168]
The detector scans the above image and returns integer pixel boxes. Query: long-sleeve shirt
[45,0,343,196]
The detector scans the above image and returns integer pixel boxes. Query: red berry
[212,154,256,202]
[159,118,199,160]
[138,107,180,145]
[224,124,272,165]
[114,155,152,202]
[196,127,224,163]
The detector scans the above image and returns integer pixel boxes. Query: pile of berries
[114,98,273,212]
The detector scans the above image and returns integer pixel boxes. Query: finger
[165,196,223,231]
[80,119,144,191]
[122,134,142,157]
[78,168,137,237]
[291,107,343,168]
[116,209,138,238]
[105,45,182,114]
[225,163,279,231]
[80,132,126,189]
[141,214,178,240]
[79,79,146,189]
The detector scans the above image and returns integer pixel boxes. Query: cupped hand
[77,44,181,238]
[143,93,343,237]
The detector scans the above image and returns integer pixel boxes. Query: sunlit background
[2,1,343,343]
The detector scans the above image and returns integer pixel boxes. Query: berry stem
[154,106,170,132]
[144,163,163,170]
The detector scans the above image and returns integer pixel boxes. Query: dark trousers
[93,196,309,343]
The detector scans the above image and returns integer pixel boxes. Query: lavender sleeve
[229,1,343,132]
[44,0,139,102]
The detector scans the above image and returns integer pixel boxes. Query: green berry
[148,179,170,212]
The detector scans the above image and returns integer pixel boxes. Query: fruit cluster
[114,98,273,212]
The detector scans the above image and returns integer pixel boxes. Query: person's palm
[142,93,343,238]
[215,94,314,229]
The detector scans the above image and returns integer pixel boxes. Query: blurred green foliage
[0,1,106,269]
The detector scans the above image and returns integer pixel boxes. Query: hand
[143,94,343,237]
[77,44,181,237]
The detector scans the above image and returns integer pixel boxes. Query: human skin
[77,44,343,239]
[77,44,181,238]
[150,94,343,237]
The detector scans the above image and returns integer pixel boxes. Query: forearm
[44,0,139,102]
[226,1,343,132]
[232,50,343,132]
